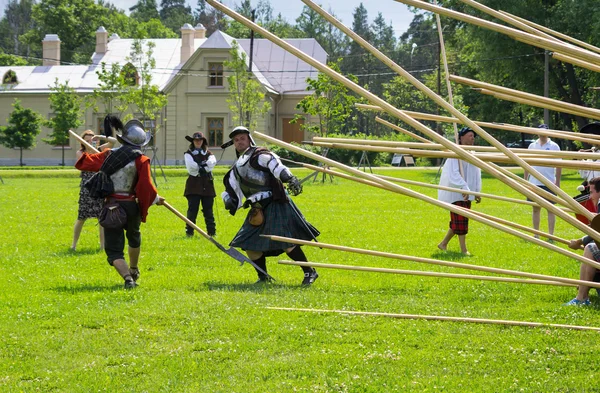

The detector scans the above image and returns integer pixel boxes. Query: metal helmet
[229,125,255,145]
[117,119,152,147]
[221,125,255,149]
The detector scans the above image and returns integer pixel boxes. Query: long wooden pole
[464,209,575,247]
[294,0,589,214]
[375,117,432,143]
[358,104,600,145]
[208,0,599,237]
[265,235,600,288]
[312,138,600,160]
[552,52,600,74]
[434,5,460,144]
[296,160,540,207]
[459,0,559,42]
[394,0,600,66]
[498,10,600,55]
[452,75,600,120]
[254,131,600,269]
[476,88,599,120]
[294,161,575,242]
[278,260,574,287]
[311,142,600,171]
[267,307,600,332]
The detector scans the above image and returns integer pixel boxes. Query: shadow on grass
[204,281,298,293]
[52,284,124,293]
[60,248,104,257]
[431,250,473,260]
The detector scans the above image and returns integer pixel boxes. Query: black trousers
[104,200,141,264]
[186,195,216,235]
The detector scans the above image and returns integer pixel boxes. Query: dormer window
[121,63,139,86]
[2,70,17,84]
[208,62,223,87]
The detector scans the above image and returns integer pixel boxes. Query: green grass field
[1,166,599,392]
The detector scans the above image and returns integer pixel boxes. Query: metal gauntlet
[287,176,302,196]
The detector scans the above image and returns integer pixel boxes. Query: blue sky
[0,0,417,36]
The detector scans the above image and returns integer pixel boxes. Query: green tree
[0,99,44,166]
[135,18,179,39]
[89,62,131,118]
[0,50,29,66]
[292,61,359,137]
[159,0,193,33]
[224,41,271,129]
[124,39,168,136]
[295,5,349,59]
[21,0,134,64]
[194,0,228,36]
[0,0,35,58]
[130,0,160,23]
[44,79,84,166]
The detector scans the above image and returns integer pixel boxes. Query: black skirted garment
[229,198,319,256]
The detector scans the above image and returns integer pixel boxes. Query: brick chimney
[195,23,206,39]
[95,26,108,54]
[180,23,195,63]
[42,34,60,66]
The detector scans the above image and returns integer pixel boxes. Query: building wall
[0,57,311,167]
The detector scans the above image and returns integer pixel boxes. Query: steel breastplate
[111,161,138,193]
[234,155,271,197]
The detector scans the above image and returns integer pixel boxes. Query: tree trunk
[20,147,23,166]
[62,146,65,166]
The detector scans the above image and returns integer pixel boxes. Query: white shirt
[438,158,482,204]
[579,158,600,182]
[184,149,216,177]
[527,138,561,185]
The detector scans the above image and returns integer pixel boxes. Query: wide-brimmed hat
[116,119,152,148]
[581,122,600,135]
[185,132,208,146]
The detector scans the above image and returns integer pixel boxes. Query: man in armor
[222,126,320,285]
[75,119,164,289]
[183,132,217,237]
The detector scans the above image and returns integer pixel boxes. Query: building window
[2,70,17,84]
[121,63,139,86]
[207,117,224,147]
[208,62,223,87]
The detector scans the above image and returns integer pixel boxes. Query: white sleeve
[184,153,199,176]
[446,159,469,190]
[205,154,217,172]
[257,151,292,180]
[222,171,243,210]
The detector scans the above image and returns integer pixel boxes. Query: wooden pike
[267,307,600,332]
[311,141,600,171]
[265,235,600,288]
[374,117,432,143]
[394,0,600,65]
[359,104,600,145]
[295,160,539,208]
[498,10,600,55]
[552,52,600,74]
[278,260,574,286]
[254,131,600,269]
[312,138,600,159]
[452,75,600,120]
[205,0,600,239]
